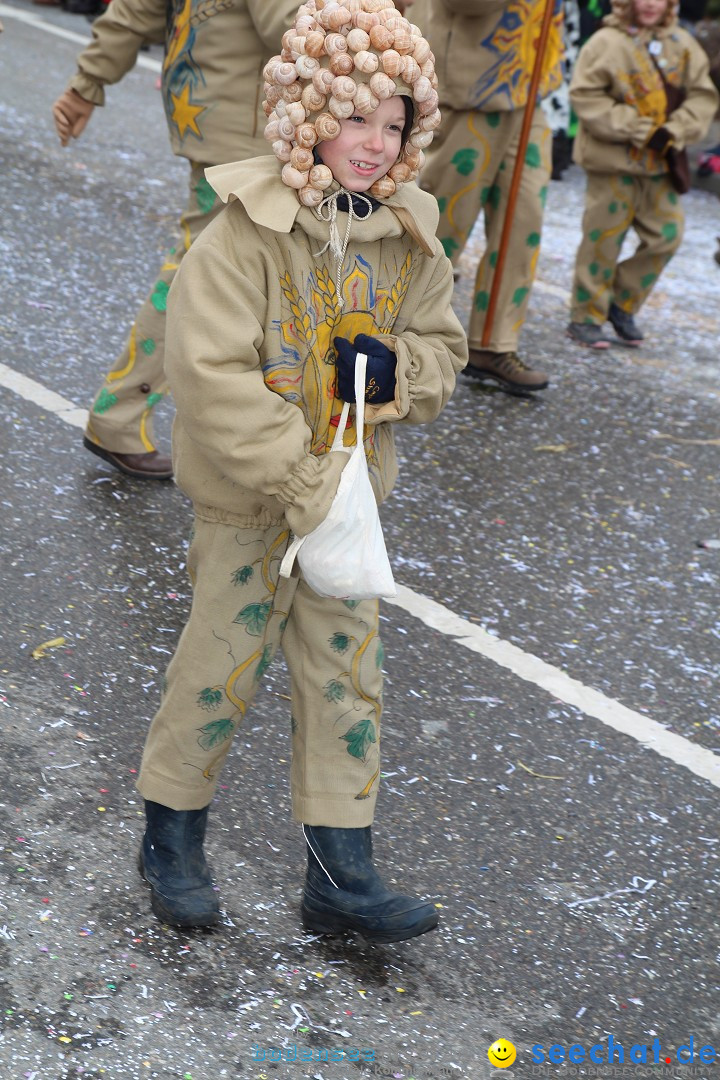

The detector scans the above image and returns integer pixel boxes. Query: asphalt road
[1,4,719,1079]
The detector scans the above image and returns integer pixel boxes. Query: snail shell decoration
[263,0,439,201]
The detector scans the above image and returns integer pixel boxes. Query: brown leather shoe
[83,436,173,480]
[462,348,549,392]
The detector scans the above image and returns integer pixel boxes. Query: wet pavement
[1,3,720,1079]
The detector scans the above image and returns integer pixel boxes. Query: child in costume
[135,0,468,942]
[53,0,300,479]
[567,0,718,348]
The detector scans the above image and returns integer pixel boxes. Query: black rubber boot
[138,800,220,928]
[301,825,438,943]
[608,302,644,345]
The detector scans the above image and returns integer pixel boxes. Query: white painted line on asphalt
[0,363,88,429]
[3,358,718,791]
[387,586,720,790]
[0,3,162,71]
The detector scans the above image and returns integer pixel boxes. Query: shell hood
[262,0,439,206]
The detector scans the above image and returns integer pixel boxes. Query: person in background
[415,0,564,394]
[566,0,718,348]
[52,0,299,478]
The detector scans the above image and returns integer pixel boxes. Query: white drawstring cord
[313,188,374,310]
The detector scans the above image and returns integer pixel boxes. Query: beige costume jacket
[68,0,298,163]
[165,157,468,537]
[571,23,718,174]
[421,0,564,113]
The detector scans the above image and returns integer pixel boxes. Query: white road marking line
[387,586,720,789]
[0,363,88,429]
[3,358,719,791]
[0,3,162,71]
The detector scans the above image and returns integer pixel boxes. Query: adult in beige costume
[566,0,718,348]
[134,0,467,939]
[52,0,300,478]
[416,0,564,392]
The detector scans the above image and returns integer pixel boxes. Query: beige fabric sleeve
[366,241,468,427]
[166,239,346,537]
[663,37,719,150]
[67,0,167,106]
[570,35,649,144]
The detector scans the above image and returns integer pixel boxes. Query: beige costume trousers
[137,519,384,826]
[422,105,552,353]
[570,171,684,323]
[85,162,224,455]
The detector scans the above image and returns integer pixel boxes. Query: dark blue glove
[334,334,397,404]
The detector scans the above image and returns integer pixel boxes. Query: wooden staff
[480,0,558,347]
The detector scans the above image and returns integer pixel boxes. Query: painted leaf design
[197,717,234,750]
[340,717,376,761]
[93,388,118,414]
[255,643,274,683]
[234,601,271,636]
[232,565,254,586]
[197,687,223,711]
[451,148,478,176]
[329,631,351,654]
[324,679,346,703]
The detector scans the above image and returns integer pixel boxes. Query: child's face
[633,0,669,27]
[316,96,407,192]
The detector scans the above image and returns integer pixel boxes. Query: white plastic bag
[279,353,397,600]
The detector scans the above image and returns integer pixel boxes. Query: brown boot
[83,436,173,480]
[462,349,549,392]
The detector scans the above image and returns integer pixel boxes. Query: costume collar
[205,157,437,257]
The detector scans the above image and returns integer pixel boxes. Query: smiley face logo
[488,1039,517,1068]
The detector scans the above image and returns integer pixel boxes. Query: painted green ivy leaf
[197,687,223,711]
[197,717,234,750]
[93,388,118,414]
[194,175,217,215]
[151,281,170,312]
[141,337,156,356]
[486,112,500,128]
[146,393,163,408]
[662,222,678,242]
[525,143,541,168]
[576,285,591,303]
[255,643,274,682]
[234,601,271,636]
[343,599,361,611]
[475,290,489,312]
[483,184,500,210]
[512,286,529,307]
[232,565,254,586]
[329,631,351,654]
[440,237,459,259]
[451,148,478,176]
[526,232,541,248]
[341,717,376,761]
[437,196,447,214]
[376,639,384,669]
[324,678,346,703]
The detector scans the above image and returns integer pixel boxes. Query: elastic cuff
[275,453,322,508]
[136,771,215,812]
[68,73,106,106]
[292,792,377,828]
